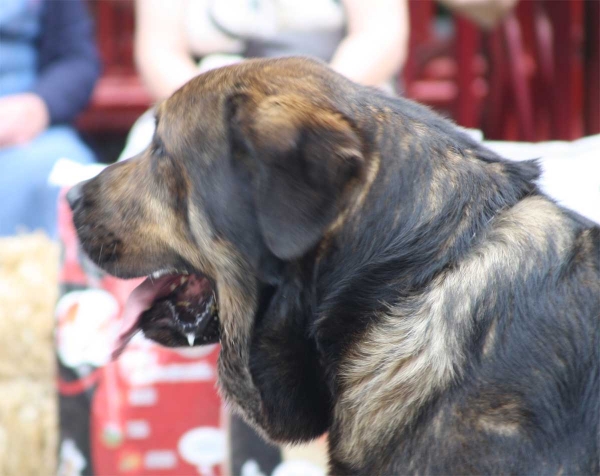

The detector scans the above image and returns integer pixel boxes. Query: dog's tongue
[112,274,181,358]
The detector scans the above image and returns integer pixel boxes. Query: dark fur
[69,58,600,475]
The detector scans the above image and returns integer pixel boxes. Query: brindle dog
[68,57,599,475]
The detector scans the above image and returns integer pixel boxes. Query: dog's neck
[308,102,540,463]
[317,111,538,306]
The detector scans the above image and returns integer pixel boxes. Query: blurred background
[0,0,598,475]
[77,0,598,155]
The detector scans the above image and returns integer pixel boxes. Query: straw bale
[0,379,57,476]
[0,233,59,475]
[0,233,59,380]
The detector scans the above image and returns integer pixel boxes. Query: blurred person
[0,0,100,237]
[135,0,409,98]
[118,0,409,160]
[121,0,519,160]
[132,0,518,104]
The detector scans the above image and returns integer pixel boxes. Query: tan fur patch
[187,202,256,341]
[477,400,522,436]
[482,318,498,357]
[326,151,381,236]
[431,408,446,438]
[412,122,428,138]
[186,203,268,436]
[335,196,573,464]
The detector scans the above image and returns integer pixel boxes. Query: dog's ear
[228,93,364,260]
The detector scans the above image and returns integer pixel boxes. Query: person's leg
[0,126,95,237]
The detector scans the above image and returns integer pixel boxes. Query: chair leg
[502,14,535,142]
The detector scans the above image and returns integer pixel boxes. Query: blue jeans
[0,125,95,238]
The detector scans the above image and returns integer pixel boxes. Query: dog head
[69,57,371,344]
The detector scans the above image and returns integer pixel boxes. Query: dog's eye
[152,142,165,157]
[151,132,167,156]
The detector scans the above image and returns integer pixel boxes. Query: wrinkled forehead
[154,58,344,151]
[160,61,255,113]
[153,91,220,156]
[158,57,335,115]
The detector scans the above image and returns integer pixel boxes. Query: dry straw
[0,233,59,476]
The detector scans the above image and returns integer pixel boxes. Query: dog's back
[380,207,599,475]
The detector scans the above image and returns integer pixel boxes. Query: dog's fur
[70,58,600,474]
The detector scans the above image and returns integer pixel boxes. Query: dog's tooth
[152,269,171,279]
[186,333,195,346]
[180,276,188,285]
[169,283,177,292]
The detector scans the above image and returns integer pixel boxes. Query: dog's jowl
[69,57,599,475]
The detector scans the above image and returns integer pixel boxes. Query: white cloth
[485,134,600,223]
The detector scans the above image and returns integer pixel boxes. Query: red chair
[482,0,593,141]
[406,0,597,142]
[584,0,599,136]
[77,0,153,134]
[402,1,488,128]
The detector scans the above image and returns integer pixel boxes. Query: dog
[68,57,599,474]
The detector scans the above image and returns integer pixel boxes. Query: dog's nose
[66,181,85,210]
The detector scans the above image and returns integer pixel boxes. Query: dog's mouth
[112,270,220,358]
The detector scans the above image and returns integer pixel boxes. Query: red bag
[55,190,226,476]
